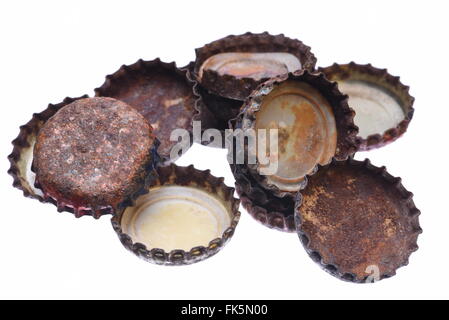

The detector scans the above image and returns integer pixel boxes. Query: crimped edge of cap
[181,61,238,148]
[231,164,295,232]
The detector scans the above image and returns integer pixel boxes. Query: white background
[1,0,447,300]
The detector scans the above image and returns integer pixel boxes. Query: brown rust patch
[298,159,421,281]
[33,97,156,216]
[96,60,196,158]
[278,127,289,153]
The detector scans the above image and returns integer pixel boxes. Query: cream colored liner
[121,186,231,252]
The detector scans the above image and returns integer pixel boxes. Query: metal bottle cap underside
[338,80,405,139]
[253,80,337,192]
[120,185,232,252]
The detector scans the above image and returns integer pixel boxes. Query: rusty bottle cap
[9,97,160,218]
[194,32,317,100]
[295,157,422,282]
[32,97,160,218]
[319,62,414,150]
[112,164,240,265]
[234,70,358,197]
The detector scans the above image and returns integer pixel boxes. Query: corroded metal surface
[33,97,159,218]
[295,157,422,282]
[8,96,88,202]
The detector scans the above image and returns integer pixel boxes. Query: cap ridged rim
[181,61,241,147]
[231,164,295,232]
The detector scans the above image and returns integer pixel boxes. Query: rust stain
[33,97,155,212]
[299,163,418,281]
